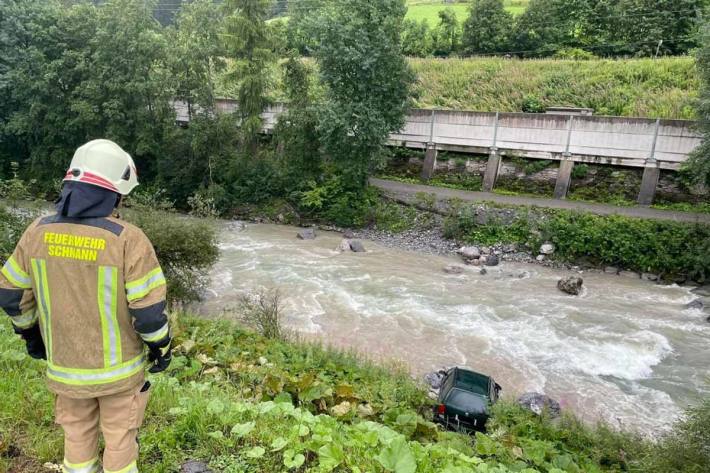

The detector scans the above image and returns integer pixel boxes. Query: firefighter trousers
[55,383,150,473]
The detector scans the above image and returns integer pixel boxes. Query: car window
[445,388,488,413]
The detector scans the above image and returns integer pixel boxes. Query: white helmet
[64,139,139,195]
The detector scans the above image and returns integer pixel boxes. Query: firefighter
[0,139,172,473]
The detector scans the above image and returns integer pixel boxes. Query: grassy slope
[410,56,698,119]
[0,316,647,473]
[405,0,528,22]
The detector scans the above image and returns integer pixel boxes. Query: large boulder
[485,254,500,266]
[685,299,704,310]
[349,240,366,253]
[297,228,316,240]
[424,369,447,390]
[539,243,555,255]
[458,246,481,260]
[517,392,561,418]
[558,276,583,295]
[336,239,352,253]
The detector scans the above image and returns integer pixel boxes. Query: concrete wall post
[421,110,438,180]
[638,119,661,205]
[482,148,501,192]
[638,166,660,205]
[553,158,575,199]
[421,143,438,180]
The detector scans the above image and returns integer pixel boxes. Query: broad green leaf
[231,421,255,438]
[284,449,306,469]
[271,437,288,451]
[318,443,345,471]
[376,437,417,473]
[207,431,224,439]
[245,446,265,458]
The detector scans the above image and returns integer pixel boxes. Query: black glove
[147,339,172,374]
[19,325,46,360]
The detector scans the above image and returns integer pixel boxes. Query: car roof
[451,368,492,395]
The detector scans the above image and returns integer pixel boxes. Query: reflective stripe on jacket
[0,214,169,398]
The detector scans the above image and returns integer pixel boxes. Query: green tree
[1,0,175,188]
[613,0,707,56]
[432,7,461,56]
[462,0,514,55]
[511,0,588,56]
[402,19,433,57]
[167,0,227,119]
[310,0,415,190]
[223,0,275,153]
[685,22,710,187]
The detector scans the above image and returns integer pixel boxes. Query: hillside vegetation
[406,0,528,22]
[409,56,698,118]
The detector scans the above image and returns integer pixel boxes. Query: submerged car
[433,367,501,433]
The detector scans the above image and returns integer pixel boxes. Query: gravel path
[371,178,710,224]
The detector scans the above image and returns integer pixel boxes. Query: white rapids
[197,223,710,434]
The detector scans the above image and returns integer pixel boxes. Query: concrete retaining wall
[174,99,704,203]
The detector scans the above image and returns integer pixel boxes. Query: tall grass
[405,0,529,22]
[410,56,698,119]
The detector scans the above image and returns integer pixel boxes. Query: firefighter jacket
[0,211,170,398]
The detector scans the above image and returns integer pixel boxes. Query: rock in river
[517,392,561,417]
[349,240,366,253]
[443,265,465,275]
[685,299,704,310]
[558,276,583,295]
[336,239,352,253]
[297,228,316,240]
[458,246,481,260]
[485,254,500,266]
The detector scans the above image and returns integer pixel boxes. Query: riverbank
[1,315,658,473]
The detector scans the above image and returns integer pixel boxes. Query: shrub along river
[198,223,710,434]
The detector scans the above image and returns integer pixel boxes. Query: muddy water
[198,223,710,433]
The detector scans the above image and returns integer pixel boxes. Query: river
[198,223,710,434]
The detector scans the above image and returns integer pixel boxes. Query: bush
[538,211,710,281]
[123,206,219,304]
[443,202,710,281]
[237,288,283,340]
[553,48,597,60]
[643,399,710,473]
[0,205,37,262]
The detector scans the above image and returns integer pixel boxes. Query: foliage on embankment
[2,315,710,472]
[409,56,698,119]
[442,205,710,282]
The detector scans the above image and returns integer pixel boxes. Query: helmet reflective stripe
[126,267,166,302]
[62,457,101,473]
[64,139,139,195]
[2,256,31,289]
[31,259,53,362]
[47,354,146,386]
[98,266,121,367]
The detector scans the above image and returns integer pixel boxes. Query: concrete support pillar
[638,166,660,205]
[421,143,437,180]
[482,148,501,192]
[553,158,575,200]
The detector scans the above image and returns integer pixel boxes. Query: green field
[405,0,529,23]
[410,56,698,119]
